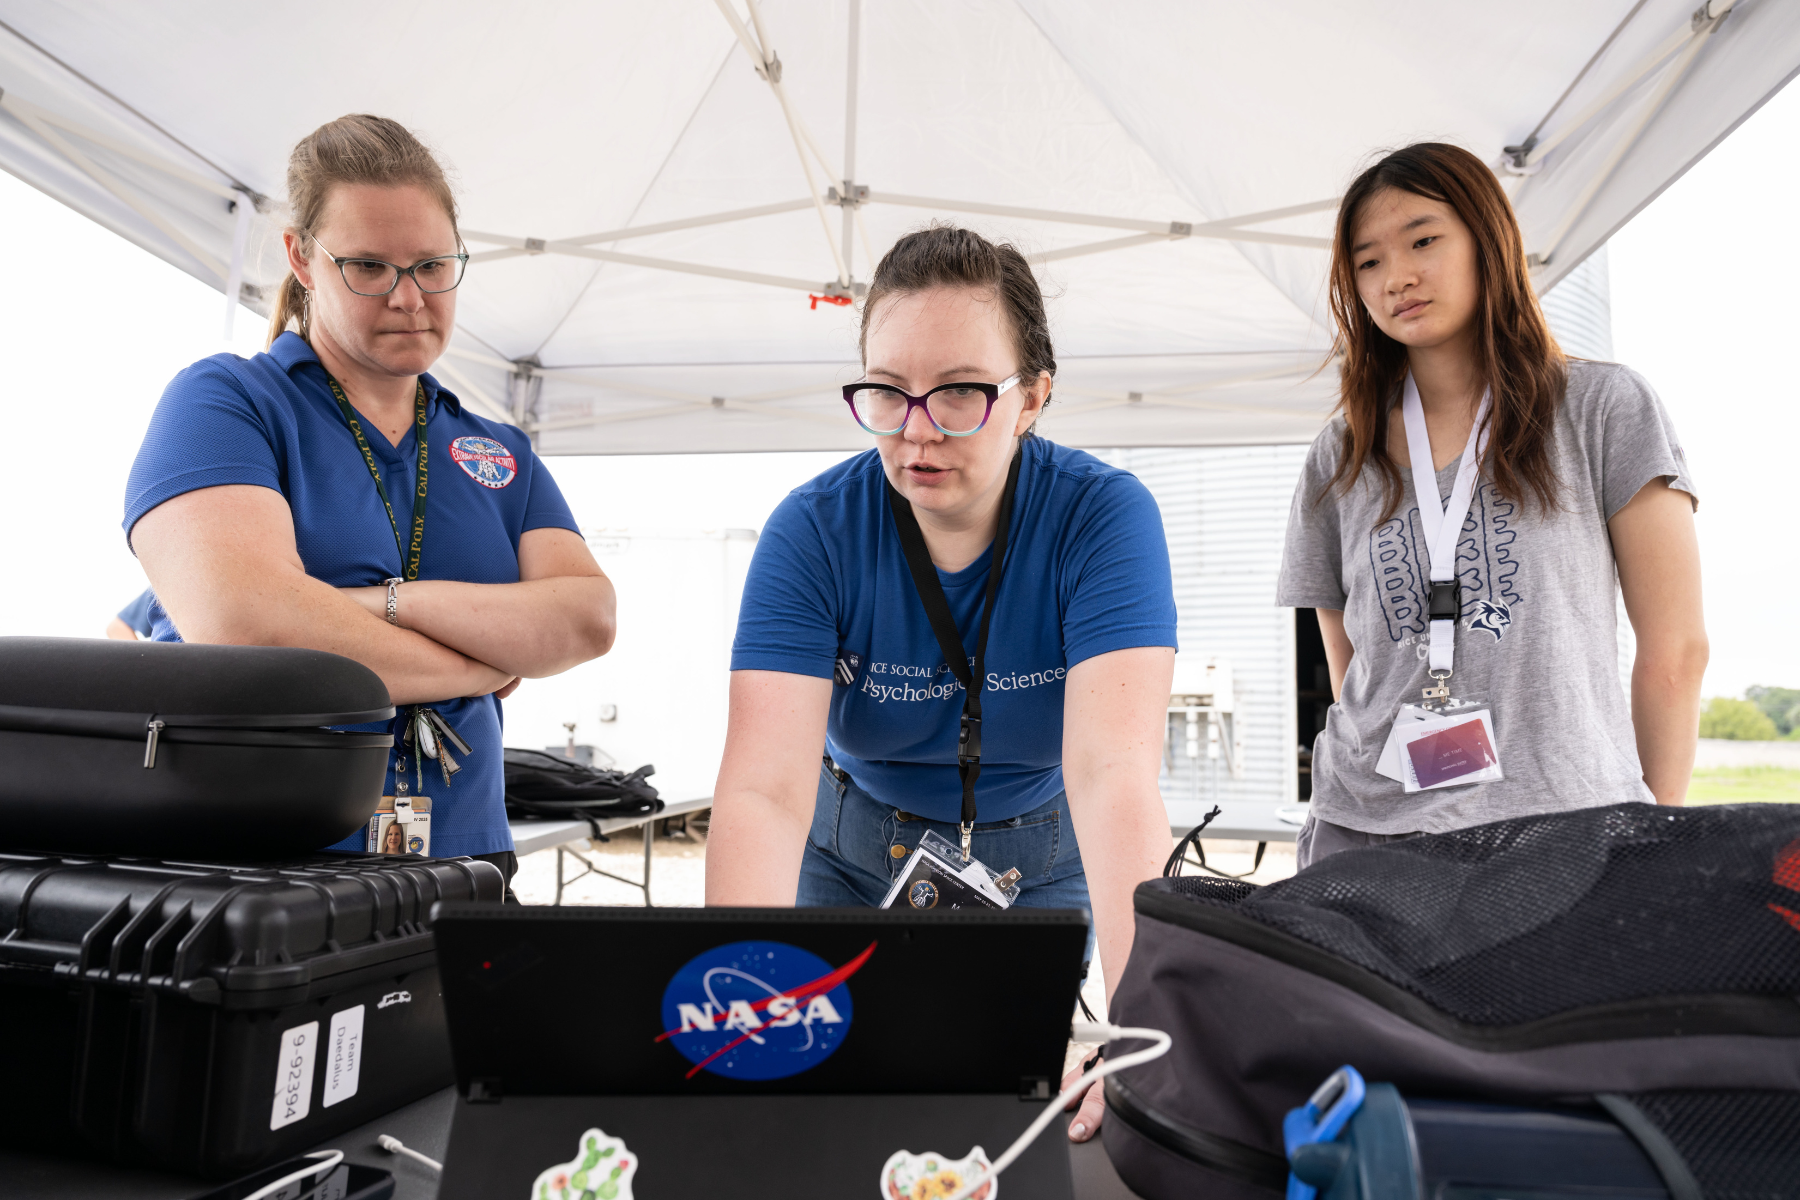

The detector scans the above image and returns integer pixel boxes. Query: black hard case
[0,849,503,1177]
[0,637,395,857]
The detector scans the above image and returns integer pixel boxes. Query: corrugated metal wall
[1097,445,1309,814]
[1539,245,1615,361]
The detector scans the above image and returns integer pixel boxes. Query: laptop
[432,904,1089,1199]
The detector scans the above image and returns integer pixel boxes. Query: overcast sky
[0,81,1793,702]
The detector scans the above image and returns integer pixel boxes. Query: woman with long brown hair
[1279,142,1706,867]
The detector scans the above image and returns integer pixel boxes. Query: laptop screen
[433,905,1088,1097]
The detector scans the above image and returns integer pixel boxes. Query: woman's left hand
[1061,1069,1105,1142]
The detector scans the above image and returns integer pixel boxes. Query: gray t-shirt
[1278,361,1697,834]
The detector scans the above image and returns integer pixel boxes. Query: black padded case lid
[0,637,394,730]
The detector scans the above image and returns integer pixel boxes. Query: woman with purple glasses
[707,226,1178,1143]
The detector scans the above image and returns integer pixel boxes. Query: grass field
[1686,766,1800,805]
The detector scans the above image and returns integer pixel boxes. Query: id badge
[1375,697,1502,793]
[367,794,432,855]
[879,829,1022,911]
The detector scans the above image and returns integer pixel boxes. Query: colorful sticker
[532,1128,636,1200]
[880,1147,995,1200]
[449,435,518,488]
[656,940,874,1080]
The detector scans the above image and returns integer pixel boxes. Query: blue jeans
[799,760,1097,967]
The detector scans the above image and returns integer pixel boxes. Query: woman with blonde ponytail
[123,115,617,891]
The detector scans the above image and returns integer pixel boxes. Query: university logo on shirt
[448,436,517,489]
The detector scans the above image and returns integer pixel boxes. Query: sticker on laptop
[881,1147,996,1200]
[656,939,874,1081]
[531,1128,636,1200]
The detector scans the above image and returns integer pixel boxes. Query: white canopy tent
[0,0,1793,454]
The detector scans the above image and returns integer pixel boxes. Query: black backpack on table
[502,748,662,826]
[1103,803,1800,1199]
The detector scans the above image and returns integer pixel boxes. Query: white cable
[935,1023,1172,1200]
[237,1150,344,1200]
[378,1133,444,1172]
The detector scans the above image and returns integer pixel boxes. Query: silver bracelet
[384,577,404,626]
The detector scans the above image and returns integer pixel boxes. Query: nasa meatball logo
[448,435,517,489]
[657,940,874,1080]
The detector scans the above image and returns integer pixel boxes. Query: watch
[384,577,404,626]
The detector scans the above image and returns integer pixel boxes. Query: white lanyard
[1400,374,1490,680]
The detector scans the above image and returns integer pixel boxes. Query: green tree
[1700,697,1780,741]
[1745,685,1800,736]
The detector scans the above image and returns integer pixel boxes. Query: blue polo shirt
[123,332,582,857]
[731,438,1177,823]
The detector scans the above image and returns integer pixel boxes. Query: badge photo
[448,435,518,489]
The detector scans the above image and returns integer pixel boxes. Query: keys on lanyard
[404,706,473,791]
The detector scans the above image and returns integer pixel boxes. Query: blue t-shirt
[731,439,1177,823]
[117,588,156,636]
[123,332,582,856]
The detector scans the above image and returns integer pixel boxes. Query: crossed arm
[131,483,616,705]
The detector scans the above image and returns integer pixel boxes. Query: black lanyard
[328,377,430,581]
[885,446,1023,861]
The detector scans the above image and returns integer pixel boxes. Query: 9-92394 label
[270,1020,319,1130]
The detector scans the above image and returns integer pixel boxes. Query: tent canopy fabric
[0,0,1793,453]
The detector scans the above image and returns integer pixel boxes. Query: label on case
[270,1020,319,1130]
[322,1004,365,1108]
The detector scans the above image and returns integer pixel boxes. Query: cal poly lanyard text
[328,376,430,581]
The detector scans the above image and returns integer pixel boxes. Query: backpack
[1102,802,1800,1199]
[502,748,662,826]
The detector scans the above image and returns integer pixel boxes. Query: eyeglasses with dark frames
[312,234,470,297]
[842,375,1022,437]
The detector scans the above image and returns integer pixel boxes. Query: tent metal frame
[0,0,1757,444]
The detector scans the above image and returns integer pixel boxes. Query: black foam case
[0,637,396,857]
[0,850,503,1177]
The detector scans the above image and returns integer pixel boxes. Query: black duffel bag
[1102,802,1800,1200]
[502,748,662,826]
[0,636,393,858]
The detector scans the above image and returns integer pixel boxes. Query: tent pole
[221,191,251,340]
[715,0,852,289]
[1533,4,1730,265]
[3,100,225,276]
[842,0,860,282]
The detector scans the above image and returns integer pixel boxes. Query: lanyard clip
[958,714,982,764]
[1422,670,1452,701]
[960,821,973,863]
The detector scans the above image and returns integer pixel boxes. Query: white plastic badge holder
[367,793,431,855]
[1388,701,1503,793]
[1375,697,1503,792]
[879,828,1021,910]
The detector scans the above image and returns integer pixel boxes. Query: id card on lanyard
[329,377,473,835]
[1373,376,1504,794]
[878,446,1025,908]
